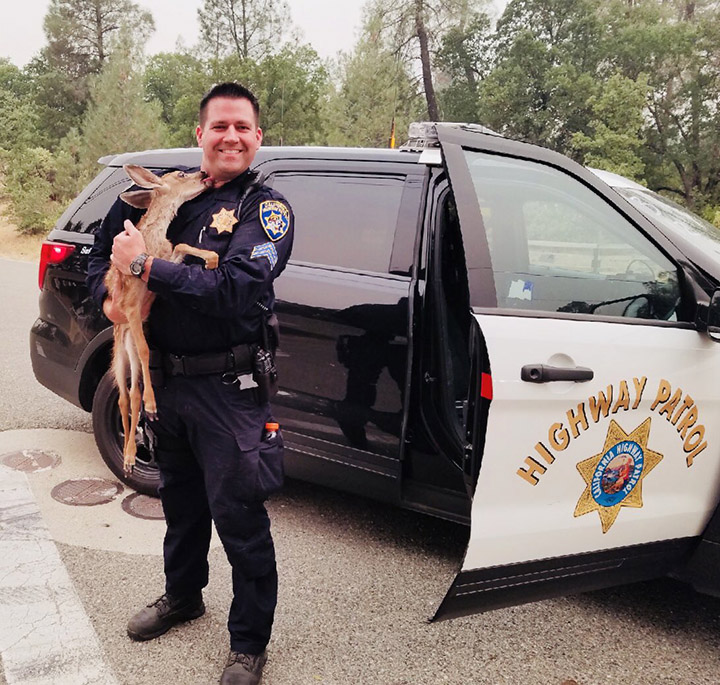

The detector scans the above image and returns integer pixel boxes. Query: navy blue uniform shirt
[87,168,294,355]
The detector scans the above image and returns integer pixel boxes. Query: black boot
[127,592,205,641]
[220,650,267,685]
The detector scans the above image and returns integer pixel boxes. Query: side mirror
[707,289,720,342]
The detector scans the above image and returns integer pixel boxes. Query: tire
[92,370,161,496]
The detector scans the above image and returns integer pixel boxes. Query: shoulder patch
[259,200,290,241]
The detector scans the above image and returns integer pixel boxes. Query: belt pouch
[252,347,278,403]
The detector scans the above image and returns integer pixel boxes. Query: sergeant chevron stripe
[251,242,278,269]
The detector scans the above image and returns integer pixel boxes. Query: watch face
[130,254,147,276]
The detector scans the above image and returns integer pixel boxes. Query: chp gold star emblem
[210,207,238,234]
[574,418,663,533]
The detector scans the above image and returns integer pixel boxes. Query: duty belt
[149,343,254,377]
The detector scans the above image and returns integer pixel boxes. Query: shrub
[1,147,67,235]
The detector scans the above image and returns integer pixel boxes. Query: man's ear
[124,164,163,189]
[196,125,203,146]
[120,190,153,209]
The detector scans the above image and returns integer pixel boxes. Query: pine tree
[197,0,291,61]
[79,33,168,184]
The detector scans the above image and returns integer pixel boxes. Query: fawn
[105,164,219,473]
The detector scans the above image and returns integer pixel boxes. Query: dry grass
[0,199,45,262]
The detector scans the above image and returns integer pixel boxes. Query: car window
[62,167,136,234]
[462,151,681,321]
[270,173,406,273]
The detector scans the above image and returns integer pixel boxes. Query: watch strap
[130,252,149,278]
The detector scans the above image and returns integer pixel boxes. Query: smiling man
[197,92,262,182]
[87,82,294,685]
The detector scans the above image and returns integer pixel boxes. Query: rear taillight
[38,241,76,290]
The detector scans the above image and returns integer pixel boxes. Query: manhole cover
[121,493,164,520]
[51,478,123,506]
[1,449,61,472]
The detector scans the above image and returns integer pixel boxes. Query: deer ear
[120,190,153,209]
[123,164,163,189]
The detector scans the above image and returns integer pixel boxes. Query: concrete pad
[0,467,119,685]
[0,429,220,556]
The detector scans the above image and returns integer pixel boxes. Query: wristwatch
[129,252,149,278]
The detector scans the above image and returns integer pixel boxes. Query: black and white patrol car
[30,123,720,619]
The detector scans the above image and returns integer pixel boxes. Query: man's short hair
[198,82,260,127]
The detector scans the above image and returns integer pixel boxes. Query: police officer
[87,82,293,685]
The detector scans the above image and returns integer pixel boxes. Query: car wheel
[92,370,161,496]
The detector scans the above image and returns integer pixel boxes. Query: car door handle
[521,364,594,383]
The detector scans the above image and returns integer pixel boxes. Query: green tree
[325,12,423,147]
[44,0,154,73]
[571,72,649,182]
[363,0,489,120]
[3,34,167,235]
[78,35,168,185]
[0,59,32,98]
[145,52,209,146]
[3,147,66,234]
[30,0,155,149]
[435,12,493,121]
[253,46,329,145]
[0,61,77,233]
[597,0,720,208]
[0,94,40,153]
[478,0,606,152]
[197,0,291,61]
[23,56,88,149]
[145,46,330,147]
[0,60,39,152]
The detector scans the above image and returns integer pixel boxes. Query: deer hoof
[144,408,158,421]
[205,254,219,270]
[123,456,136,474]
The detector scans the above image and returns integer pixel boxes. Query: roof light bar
[400,121,501,151]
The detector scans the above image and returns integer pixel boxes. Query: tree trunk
[95,0,105,63]
[227,0,243,59]
[241,0,249,59]
[464,62,478,95]
[415,0,439,120]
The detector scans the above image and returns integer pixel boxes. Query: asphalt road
[2,256,720,685]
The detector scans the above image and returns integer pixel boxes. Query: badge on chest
[210,207,238,234]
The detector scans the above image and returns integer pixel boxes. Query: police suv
[30,123,720,620]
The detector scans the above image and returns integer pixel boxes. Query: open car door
[431,125,720,620]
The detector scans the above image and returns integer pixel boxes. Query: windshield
[458,150,681,320]
[615,186,720,261]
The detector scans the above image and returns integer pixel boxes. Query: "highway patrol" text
[517,378,708,485]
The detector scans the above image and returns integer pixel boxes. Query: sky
[0,0,366,67]
[0,0,507,68]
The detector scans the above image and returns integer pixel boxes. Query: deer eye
[177,171,186,178]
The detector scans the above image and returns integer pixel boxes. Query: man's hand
[111,220,147,275]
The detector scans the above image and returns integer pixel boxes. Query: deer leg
[123,335,141,473]
[113,326,132,458]
[171,243,219,270]
[126,308,157,422]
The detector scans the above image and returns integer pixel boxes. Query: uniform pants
[150,373,282,654]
